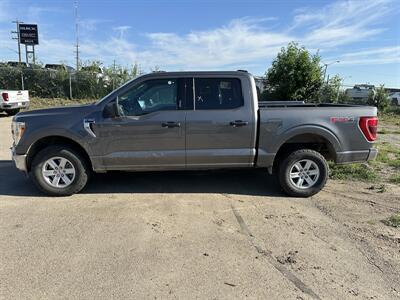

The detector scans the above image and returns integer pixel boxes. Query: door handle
[161,121,181,128]
[230,120,248,127]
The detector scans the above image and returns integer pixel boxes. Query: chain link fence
[0,65,137,99]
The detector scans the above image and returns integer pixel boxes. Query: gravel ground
[1,114,399,300]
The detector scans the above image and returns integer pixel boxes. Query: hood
[14,103,96,121]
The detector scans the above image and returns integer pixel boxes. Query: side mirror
[103,101,119,119]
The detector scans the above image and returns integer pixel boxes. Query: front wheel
[30,146,90,196]
[278,149,328,197]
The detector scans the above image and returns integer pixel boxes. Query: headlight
[11,121,26,145]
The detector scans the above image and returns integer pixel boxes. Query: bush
[367,85,390,112]
[0,62,140,99]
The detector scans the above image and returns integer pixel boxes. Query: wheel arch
[26,135,93,172]
[271,128,339,173]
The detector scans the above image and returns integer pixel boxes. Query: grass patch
[329,163,377,181]
[382,214,400,228]
[374,142,400,167]
[379,108,400,126]
[389,174,400,184]
[29,97,96,110]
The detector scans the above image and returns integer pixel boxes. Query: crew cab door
[94,78,186,170]
[185,77,257,167]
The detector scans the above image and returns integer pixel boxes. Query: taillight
[359,116,378,141]
[2,92,9,102]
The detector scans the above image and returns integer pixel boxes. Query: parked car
[389,92,400,106]
[45,64,75,73]
[11,71,378,197]
[0,89,29,115]
[7,61,30,68]
[345,84,375,103]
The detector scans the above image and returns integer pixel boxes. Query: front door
[95,78,186,170]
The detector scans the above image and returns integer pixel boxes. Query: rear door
[185,76,256,168]
[94,78,186,170]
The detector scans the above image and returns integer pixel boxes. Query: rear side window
[194,78,243,110]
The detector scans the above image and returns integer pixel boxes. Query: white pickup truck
[0,90,29,115]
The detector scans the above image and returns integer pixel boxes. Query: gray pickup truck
[11,71,378,197]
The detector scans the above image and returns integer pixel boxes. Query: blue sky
[0,0,399,87]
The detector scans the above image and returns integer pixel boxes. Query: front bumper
[11,146,27,172]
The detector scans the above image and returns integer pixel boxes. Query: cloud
[26,6,63,21]
[113,26,131,39]
[140,18,293,69]
[294,0,395,47]
[334,46,400,65]
[1,0,398,73]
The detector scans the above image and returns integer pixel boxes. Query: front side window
[194,78,243,110]
[118,79,178,116]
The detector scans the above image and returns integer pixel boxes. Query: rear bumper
[11,147,27,172]
[367,148,378,161]
[0,101,29,110]
[336,148,378,164]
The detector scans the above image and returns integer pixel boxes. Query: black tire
[278,149,328,197]
[30,146,90,196]
[6,108,20,116]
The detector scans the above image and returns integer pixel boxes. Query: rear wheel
[278,149,328,197]
[30,146,90,196]
[6,108,20,116]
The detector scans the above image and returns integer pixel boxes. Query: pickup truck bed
[257,103,377,169]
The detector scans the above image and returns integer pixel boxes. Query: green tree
[266,42,323,101]
[337,90,352,104]
[367,85,390,112]
[319,75,342,103]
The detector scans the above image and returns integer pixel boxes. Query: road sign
[19,24,39,45]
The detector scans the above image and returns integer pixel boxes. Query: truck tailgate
[1,90,29,103]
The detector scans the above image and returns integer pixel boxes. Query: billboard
[19,24,39,45]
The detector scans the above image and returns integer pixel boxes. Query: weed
[382,214,400,228]
[389,174,400,184]
[366,184,386,193]
[329,163,377,181]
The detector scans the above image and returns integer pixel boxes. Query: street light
[323,60,340,82]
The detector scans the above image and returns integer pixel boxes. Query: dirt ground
[0,113,399,300]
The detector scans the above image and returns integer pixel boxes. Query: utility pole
[112,59,116,90]
[11,20,23,63]
[74,0,80,70]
